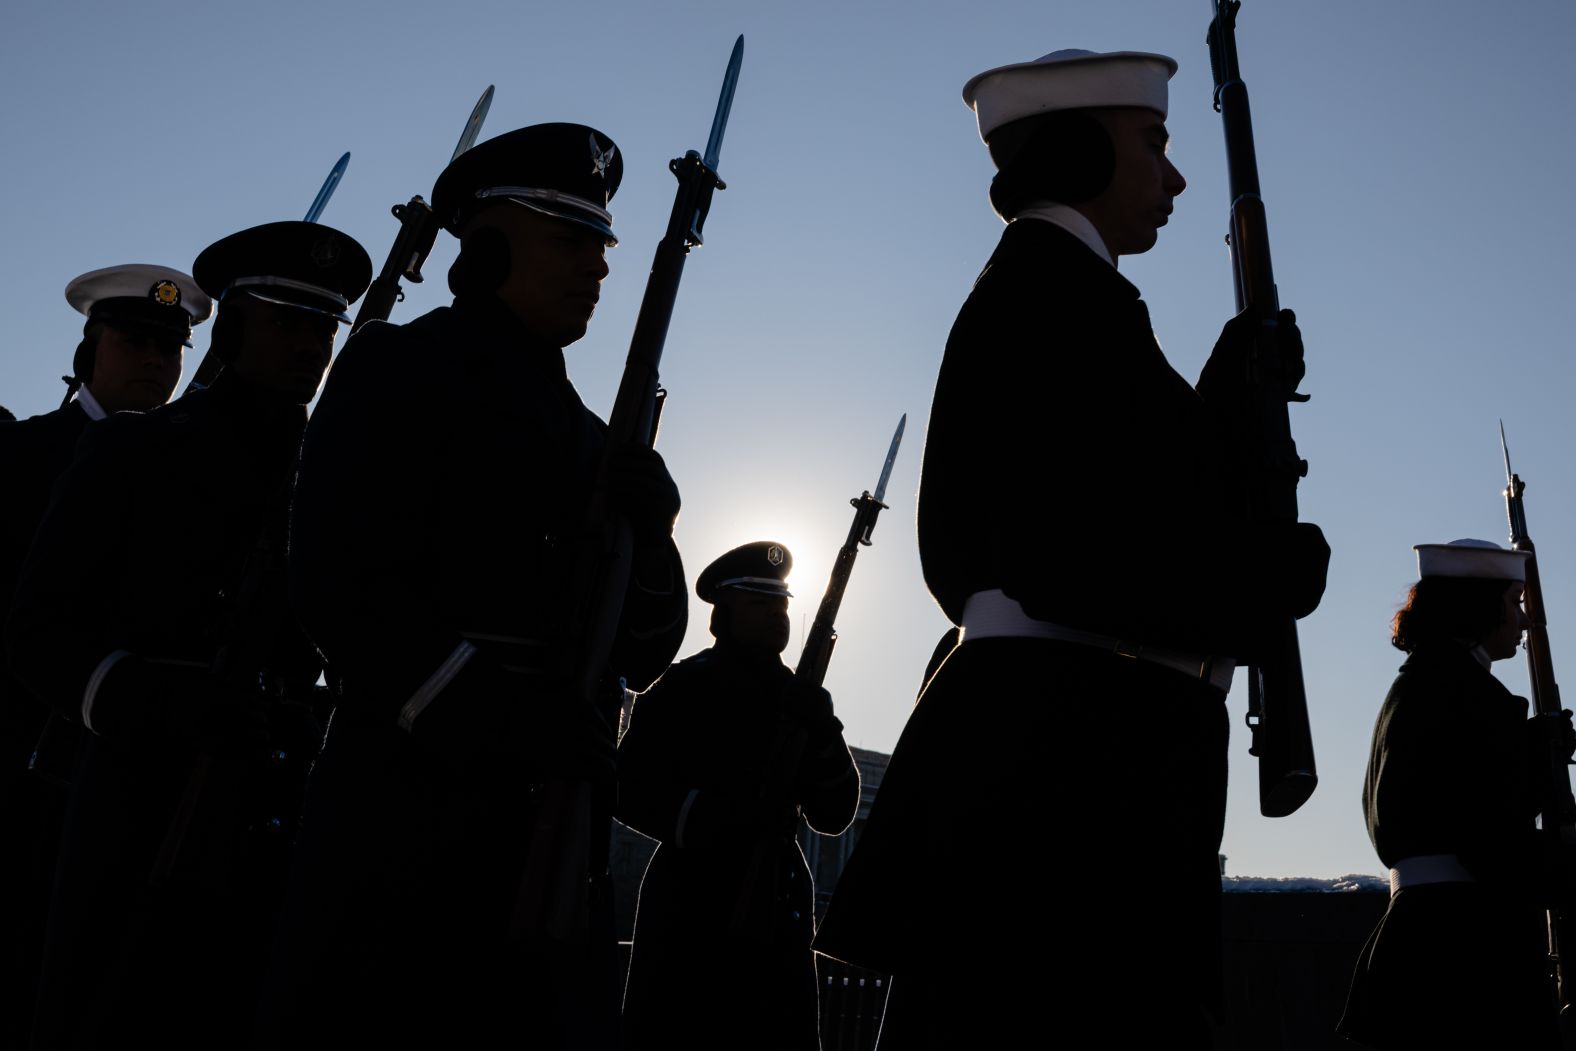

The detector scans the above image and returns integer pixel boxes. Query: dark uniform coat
[617,641,859,1050]
[258,295,687,1050]
[5,373,321,1049]
[0,400,92,1046]
[815,220,1256,1049]
[1338,643,1561,1050]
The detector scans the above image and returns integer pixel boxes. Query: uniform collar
[74,385,108,421]
[1010,202,1115,268]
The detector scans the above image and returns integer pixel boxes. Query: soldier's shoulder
[1,404,84,446]
[646,649,720,690]
[323,307,464,400]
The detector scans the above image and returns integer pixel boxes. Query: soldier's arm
[610,534,687,693]
[791,683,860,836]
[6,418,139,724]
[615,672,692,842]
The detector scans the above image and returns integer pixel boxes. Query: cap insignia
[150,280,182,307]
[589,133,616,180]
[767,545,785,566]
[310,237,341,269]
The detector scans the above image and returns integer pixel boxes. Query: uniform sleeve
[615,669,695,843]
[610,533,687,693]
[797,725,859,836]
[289,325,468,728]
[6,418,140,724]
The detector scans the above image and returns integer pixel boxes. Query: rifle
[148,484,312,889]
[1500,422,1576,1021]
[351,86,494,333]
[1207,0,1317,818]
[797,415,906,687]
[729,416,905,940]
[187,152,352,393]
[511,36,744,945]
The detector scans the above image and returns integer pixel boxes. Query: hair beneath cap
[987,111,1116,215]
[1391,576,1518,653]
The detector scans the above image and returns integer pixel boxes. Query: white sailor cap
[1414,539,1530,582]
[64,264,213,347]
[963,49,1179,142]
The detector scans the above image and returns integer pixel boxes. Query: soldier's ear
[71,320,110,382]
[448,226,511,297]
[208,301,245,363]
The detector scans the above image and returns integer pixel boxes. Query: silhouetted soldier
[0,263,210,1046]
[258,124,687,1050]
[619,541,858,1050]
[1340,540,1565,1050]
[5,223,371,1049]
[815,49,1330,1048]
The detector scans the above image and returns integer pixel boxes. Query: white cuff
[398,641,477,733]
[674,788,701,849]
[81,650,133,734]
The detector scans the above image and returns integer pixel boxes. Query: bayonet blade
[872,413,907,504]
[304,152,350,223]
[1500,418,1515,482]
[451,85,495,163]
[702,35,745,172]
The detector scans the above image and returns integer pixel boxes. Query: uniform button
[790,910,801,921]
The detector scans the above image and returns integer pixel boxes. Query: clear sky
[4,0,1574,880]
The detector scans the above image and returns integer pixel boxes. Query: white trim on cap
[475,186,614,226]
[715,575,792,596]
[1414,540,1530,582]
[964,49,1178,140]
[228,275,351,312]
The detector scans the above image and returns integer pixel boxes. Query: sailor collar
[1011,202,1114,268]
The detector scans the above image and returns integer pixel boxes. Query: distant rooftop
[1223,874,1388,893]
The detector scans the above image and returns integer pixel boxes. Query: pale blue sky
[4,0,1574,878]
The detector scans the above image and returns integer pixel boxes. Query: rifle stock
[1207,0,1316,818]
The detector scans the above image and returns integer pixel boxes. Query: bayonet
[304,152,350,224]
[451,85,494,164]
[703,36,745,172]
[873,413,906,507]
[1502,420,1529,546]
[352,87,496,332]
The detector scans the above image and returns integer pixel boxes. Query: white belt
[1388,854,1474,896]
[958,589,1235,694]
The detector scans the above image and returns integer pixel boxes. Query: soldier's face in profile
[1481,582,1530,661]
[228,298,338,404]
[1079,106,1187,257]
[720,590,791,656]
[87,323,183,413]
[492,206,610,347]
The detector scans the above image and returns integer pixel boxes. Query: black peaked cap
[696,541,794,604]
[193,221,373,323]
[431,123,623,244]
